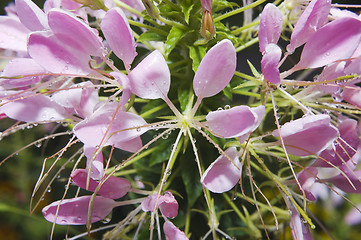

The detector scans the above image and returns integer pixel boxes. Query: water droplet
[217,107,223,111]
[136,127,141,132]
[35,141,42,148]
[224,105,231,110]
[47,187,52,193]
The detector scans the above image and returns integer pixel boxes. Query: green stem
[128,19,168,36]
[214,0,268,22]
[235,38,259,52]
[249,148,315,229]
[232,20,260,35]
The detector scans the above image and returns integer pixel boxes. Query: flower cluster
[1,0,361,239]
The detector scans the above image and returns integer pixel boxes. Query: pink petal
[83,145,104,180]
[273,114,339,156]
[206,105,258,138]
[118,0,145,13]
[71,169,131,199]
[342,85,361,109]
[258,3,283,53]
[100,7,137,66]
[326,170,361,194]
[28,31,92,75]
[0,58,46,89]
[0,92,68,122]
[0,16,30,52]
[294,17,361,70]
[73,103,148,151]
[48,9,104,57]
[193,39,236,99]
[163,221,189,240]
[297,167,318,201]
[315,62,345,93]
[141,192,179,218]
[201,147,242,193]
[345,204,361,225]
[261,43,282,84]
[286,0,331,53]
[15,0,49,31]
[128,50,170,100]
[289,205,313,240]
[42,196,115,225]
[314,118,361,167]
[51,81,98,118]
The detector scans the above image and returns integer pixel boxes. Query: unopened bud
[201,10,215,39]
[141,0,160,19]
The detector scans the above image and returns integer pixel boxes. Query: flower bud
[141,0,160,19]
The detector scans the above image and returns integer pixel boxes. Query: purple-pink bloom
[0,58,47,89]
[73,102,147,152]
[15,0,49,31]
[71,169,131,199]
[128,50,171,100]
[42,195,116,225]
[261,43,282,84]
[325,169,361,194]
[286,0,331,53]
[163,221,189,240]
[201,147,242,193]
[141,192,178,218]
[289,205,313,240]
[273,114,339,156]
[297,167,318,201]
[83,145,104,180]
[100,7,137,67]
[193,39,236,100]
[342,85,361,109]
[293,17,361,71]
[258,3,283,53]
[345,204,361,225]
[205,105,265,139]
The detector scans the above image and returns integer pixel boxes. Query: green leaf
[188,45,206,73]
[181,155,203,207]
[137,31,165,44]
[164,26,186,58]
[214,21,239,44]
[180,0,194,24]
[247,60,260,78]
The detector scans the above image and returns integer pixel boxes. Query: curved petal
[0,16,30,52]
[141,192,178,218]
[193,39,236,99]
[48,9,104,57]
[273,114,339,156]
[0,92,68,122]
[261,43,282,84]
[326,170,361,194]
[100,7,137,66]
[128,50,170,100]
[15,0,49,31]
[287,0,331,53]
[42,196,115,225]
[0,58,46,89]
[294,17,361,70]
[258,3,283,53]
[71,169,131,199]
[83,145,104,180]
[73,103,148,149]
[28,31,92,75]
[163,221,189,240]
[201,147,241,193]
[206,105,257,138]
[52,81,98,118]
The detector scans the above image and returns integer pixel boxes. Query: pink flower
[201,147,242,193]
[71,169,132,199]
[163,221,189,240]
[273,114,339,156]
[42,195,116,225]
[141,192,178,218]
